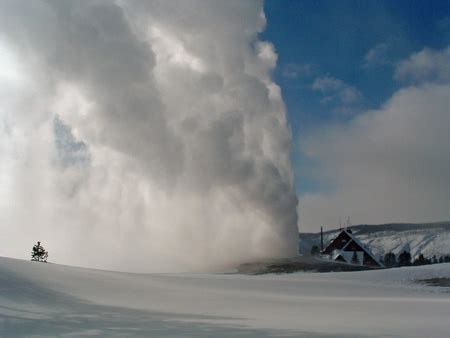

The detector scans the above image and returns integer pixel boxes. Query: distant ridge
[299,222,450,260]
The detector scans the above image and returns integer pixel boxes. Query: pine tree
[384,252,396,267]
[351,251,359,264]
[310,245,320,256]
[398,251,411,266]
[413,253,426,266]
[31,241,48,262]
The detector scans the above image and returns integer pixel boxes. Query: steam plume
[0,0,298,272]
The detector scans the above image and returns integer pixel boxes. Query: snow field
[0,257,449,337]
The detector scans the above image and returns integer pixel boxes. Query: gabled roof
[323,229,384,267]
[322,230,353,254]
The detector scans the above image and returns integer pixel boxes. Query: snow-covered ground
[1,256,449,337]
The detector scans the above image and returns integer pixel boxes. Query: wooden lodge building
[322,229,384,268]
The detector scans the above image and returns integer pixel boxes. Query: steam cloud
[0,0,298,271]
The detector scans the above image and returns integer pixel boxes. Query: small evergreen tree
[383,252,396,267]
[310,245,320,256]
[31,241,48,262]
[398,251,411,266]
[351,251,359,264]
[413,253,426,266]
[439,256,444,264]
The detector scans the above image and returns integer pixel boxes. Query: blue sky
[261,0,450,229]
[0,0,448,239]
[262,0,450,196]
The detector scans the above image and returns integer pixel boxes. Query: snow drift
[1,256,449,337]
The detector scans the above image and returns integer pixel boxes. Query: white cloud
[395,46,450,83]
[0,0,298,272]
[363,43,389,68]
[299,46,450,231]
[312,75,362,106]
[282,63,315,79]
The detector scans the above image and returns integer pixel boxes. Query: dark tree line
[382,250,450,268]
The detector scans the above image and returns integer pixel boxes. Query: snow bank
[0,256,449,337]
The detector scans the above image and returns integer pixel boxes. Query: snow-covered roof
[326,229,384,267]
[342,230,384,267]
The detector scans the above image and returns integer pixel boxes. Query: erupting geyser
[0,0,298,272]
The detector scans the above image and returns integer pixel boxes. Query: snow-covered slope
[299,222,450,260]
[1,256,449,337]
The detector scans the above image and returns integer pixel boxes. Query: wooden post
[320,226,323,252]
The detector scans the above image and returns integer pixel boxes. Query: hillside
[1,256,450,337]
[299,222,450,260]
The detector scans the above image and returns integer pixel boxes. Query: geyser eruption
[0,0,298,272]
